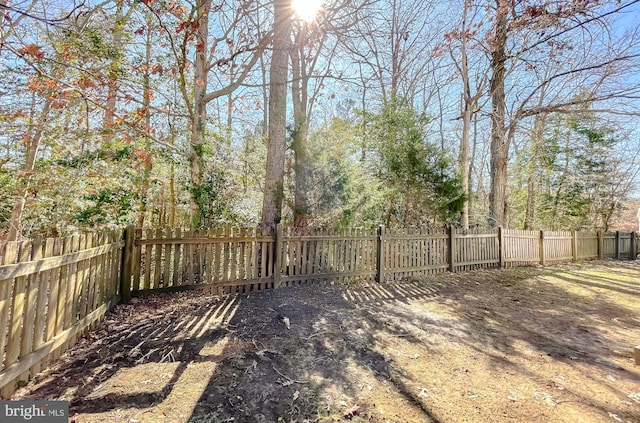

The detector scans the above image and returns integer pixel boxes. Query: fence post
[629,232,636,260]
[498,226,504,268]
[375,225,385,283]
[448,226,455,272]
[274,224,283,289]
[120,225,135,303]
[572,231,578,262]
[597,230,603,260]
[615,231,620,260]
[539,230,545,266]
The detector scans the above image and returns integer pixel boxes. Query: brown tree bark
[460,107,472,229]
[291,37,311,227]
[488,0,508,228]
[261,0,292,226]
[188,0,211,226]
[291,21,321,228]
[137,23,154,228]
[456,0,484,229]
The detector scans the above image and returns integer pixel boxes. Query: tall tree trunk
[189,0,211,226]
[169,165,176,226]
[137,24,153,228]
[488,0,508,228]
[524,113,547,230]
[523,67,552,230]
[7,95,52,241]
[291,24,311,227]
[261,0,291,226]
[389,0,399,102]
[460,106,471,229]
[524,165,536,230]
[226,59,236,146]
[469,111,478,218]
[458,0,473,229]
[259,54,269,136]
[552,133,572,226]
[291,122,310,227]
[227,93,233,146]
[358,62,368,162]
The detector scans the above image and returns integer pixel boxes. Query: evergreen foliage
[360,100,466,226]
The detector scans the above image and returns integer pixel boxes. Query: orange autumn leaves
[17,44,45,60]
[25,79,69,109]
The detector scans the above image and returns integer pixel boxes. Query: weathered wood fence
[0,232,123,397]
[121,226,638,299]
[0,225,637,396]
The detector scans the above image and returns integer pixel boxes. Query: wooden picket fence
[121,227,276,297]
[278,227,379,286]
[383,227,449,278]
[0,224,637,396]
[0,232,123,398]
[120,226,638,298]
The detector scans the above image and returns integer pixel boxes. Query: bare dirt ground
[13,260,640,423]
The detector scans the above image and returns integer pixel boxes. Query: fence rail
[0,225,637,397]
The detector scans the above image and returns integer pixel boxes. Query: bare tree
[447,0,487,228]
[488,0,509,228]
[7,94,52,240]
[486,0,640,227]
[289,0,361,226]
[339,0,445,108]
[147,0,270,225]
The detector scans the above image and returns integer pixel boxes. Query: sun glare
[292,0,323,22]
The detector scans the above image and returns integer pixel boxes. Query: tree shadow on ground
[189,282,447,422]
[373,262,640,421]
[15,281,447,422]
[186,262,640,422]
[14,261,640,422]
[15,292,239,416]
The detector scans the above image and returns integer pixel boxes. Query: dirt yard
[13,261,640,423]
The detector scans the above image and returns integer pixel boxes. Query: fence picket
[91,234,103,317]
[84,235,96,322]
[152,228,162,289]
[162,228,172,288]
[20,240,41,382]
[54,237,71,350]
[0,242,17,374]
[6,241,31,384]
[31,239,49,375]
[132,229,142,291]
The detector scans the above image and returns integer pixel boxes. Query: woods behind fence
[0,225,637,397]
